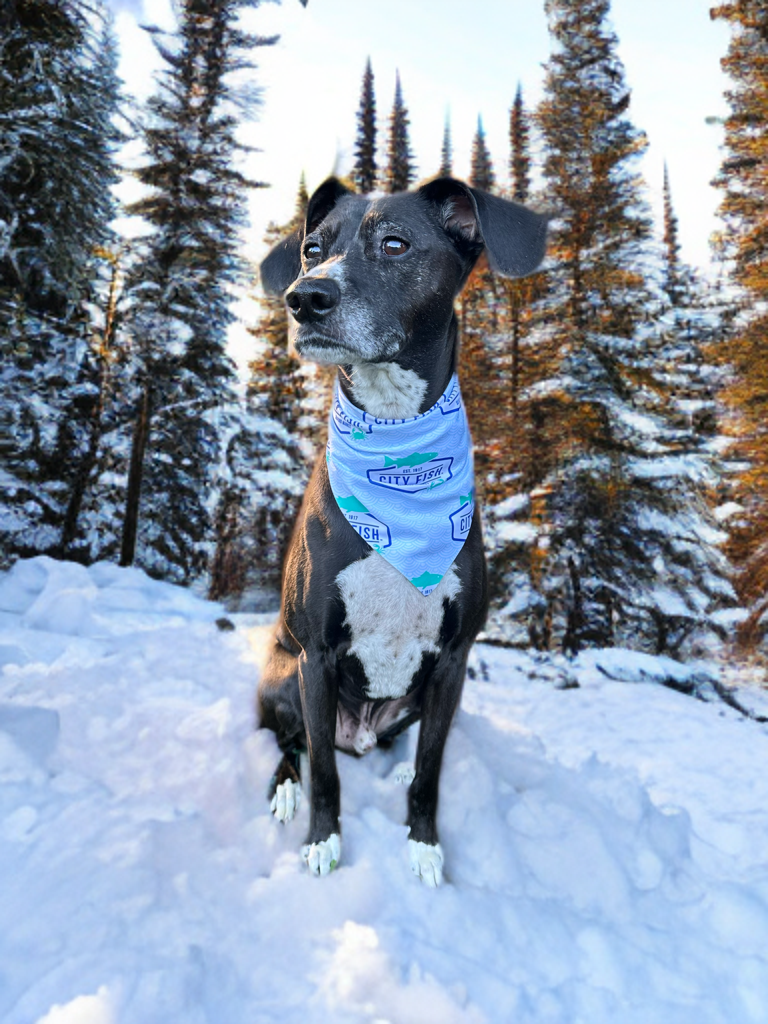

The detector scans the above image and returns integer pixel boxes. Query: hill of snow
[1,556,767,1023]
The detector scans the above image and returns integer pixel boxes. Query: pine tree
[0,0,122,565]
[247,246,306,435]
[653,166,721,443]
[118,0,276,583]
[509,84,532,202]
[207,402,306,604]
[710,0,768,646]
[662,162,683,304]
[352,58,377,194]
[521,0,734,654]
[470,116,496,192]
[461,116,505,503]
[473,88,555,645]
[210,178,311,602]
[439,115,452,177]
[382,71,415,193]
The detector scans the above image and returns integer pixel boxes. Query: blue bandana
[326,374,475,596]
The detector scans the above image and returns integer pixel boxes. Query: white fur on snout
[302,833,341,876]
[270,779,301,823]
[350,361,428,418]
[408,839,444,887]
[354,726,377,755]
[305,255,346,282]
[393,762,416,785]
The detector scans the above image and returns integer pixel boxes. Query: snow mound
[1,558,768,1023]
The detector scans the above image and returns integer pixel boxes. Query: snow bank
[1,557,768,1023]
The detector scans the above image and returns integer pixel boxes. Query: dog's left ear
[418,177,548,278]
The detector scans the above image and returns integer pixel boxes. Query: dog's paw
[270,779,301,823]
[301,833,341,876]
[408,839,444,887]
[392,761,416,785]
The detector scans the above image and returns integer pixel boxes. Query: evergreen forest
[2,0,768,664]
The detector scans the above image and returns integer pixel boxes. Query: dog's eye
[382,237,409,257]
[303,242,322,259]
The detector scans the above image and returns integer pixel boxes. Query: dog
[257,175,547,885]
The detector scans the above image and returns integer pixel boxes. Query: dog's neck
[338,316,459,418]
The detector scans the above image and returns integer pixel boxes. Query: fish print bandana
[326,374,475,596]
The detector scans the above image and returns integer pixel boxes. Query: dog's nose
[285,278,340,323]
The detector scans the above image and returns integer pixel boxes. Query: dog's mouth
[294,332,361,362]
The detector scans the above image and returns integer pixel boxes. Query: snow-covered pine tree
[352,58,377,194]
[207,401,305,605]
[247,184,308,439]
[459,117,505,504]
[710,0,768,648]
[381,72,415,194]
[58,241,128,561]
[209,178,311,603]
[651,166,722,445]
[503,85,547,442]
[516,0,735,655]
[0,0,122,566]
[482,86,558,645]
[118,0,276,584]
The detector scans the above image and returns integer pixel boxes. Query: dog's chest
[335,554,461,700]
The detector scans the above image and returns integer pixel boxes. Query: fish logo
[449,492,474,541]
[368,451,454,493]
[411,570,444,596]
[336,495,392,550]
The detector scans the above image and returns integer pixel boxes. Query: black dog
[257,175,546,884]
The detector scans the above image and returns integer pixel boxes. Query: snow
[1,557,768,1023]
[488,493,531,520]
[494,521,538,546]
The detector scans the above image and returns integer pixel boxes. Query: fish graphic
[336,495,370,514]
[411,570,444,591]
[382,452,438,469]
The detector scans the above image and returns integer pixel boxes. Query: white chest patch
[349,361,427,418]
[336,554,461,699]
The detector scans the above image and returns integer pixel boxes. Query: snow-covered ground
[1,556,768,1024]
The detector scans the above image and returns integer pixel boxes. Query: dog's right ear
[260,229,303,296]
[305,176,351,235]
[260,177,353,296]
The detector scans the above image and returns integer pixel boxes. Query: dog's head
[260,176,548,366]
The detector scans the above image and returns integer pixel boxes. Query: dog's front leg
[406,647,469,887]
[297,647,341,875]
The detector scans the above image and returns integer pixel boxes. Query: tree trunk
[60,250,121,557]
[511,297,520,424]
[562,555,583,655]
[59,426,101,556]
[120,383,151,567]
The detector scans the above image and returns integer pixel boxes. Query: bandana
[326,374,475,596]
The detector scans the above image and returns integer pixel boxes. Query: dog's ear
[418,177,548,278]
[305,176,352,235]
[260,177,353,296]
[260,229,303,296]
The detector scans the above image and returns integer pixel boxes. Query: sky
[107,0,733,368]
